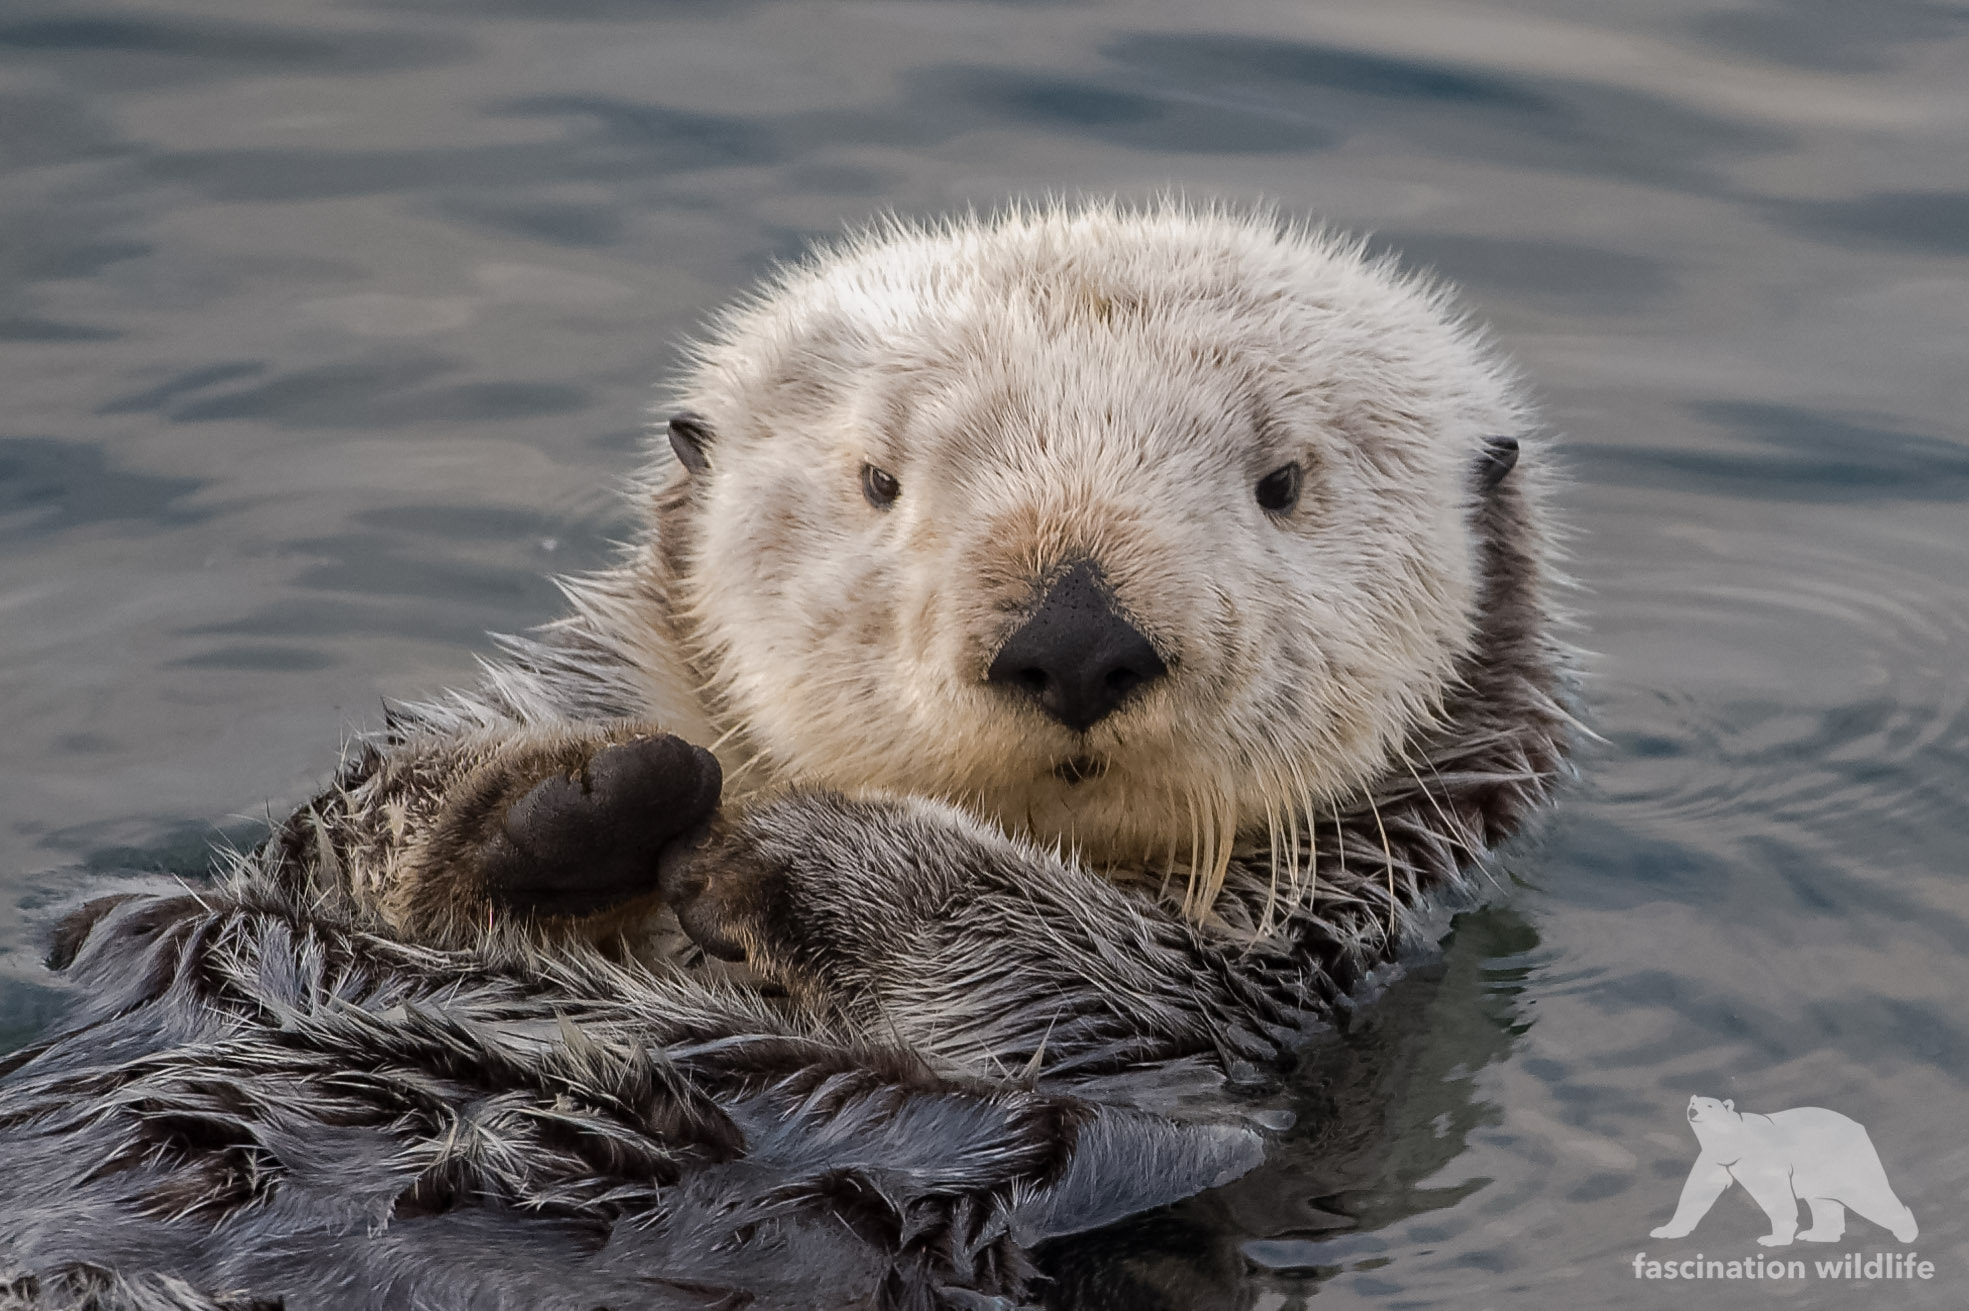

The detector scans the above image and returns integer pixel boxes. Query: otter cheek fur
[679,211,1503,898]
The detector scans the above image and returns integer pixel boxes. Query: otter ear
[667,412,713,476]
[1475,434,1519,493]
[1723,1099,1734,1112]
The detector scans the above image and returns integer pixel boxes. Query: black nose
[986,560,1168,732]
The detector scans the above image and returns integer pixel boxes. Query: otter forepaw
[654,793,934,991]
[656,833,782,964]
[478,734,722,919]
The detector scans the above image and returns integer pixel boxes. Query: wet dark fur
[1,884,1259,1310]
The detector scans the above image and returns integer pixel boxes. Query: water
[2,1,1965,1305]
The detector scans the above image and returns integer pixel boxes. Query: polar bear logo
[1650,1096,1917,1247]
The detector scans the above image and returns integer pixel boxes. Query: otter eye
[1255,463,1302,514]
[861,463,900,509]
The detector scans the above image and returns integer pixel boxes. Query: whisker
[1182,789,1202,918]
[1400,754,1475,859]
[1260,799,1283,940]
[1367,792,1397,944]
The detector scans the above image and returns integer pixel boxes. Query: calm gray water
[3,1,1966,1306]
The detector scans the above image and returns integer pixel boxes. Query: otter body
[0,204,1575,1309]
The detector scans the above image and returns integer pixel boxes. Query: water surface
[3,1,1967,1305]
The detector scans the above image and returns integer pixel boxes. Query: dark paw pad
[482,735,721,918]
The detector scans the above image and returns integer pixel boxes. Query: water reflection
[1042,908,1542,1307]
[1762,190,1969,256]
[1101,33,1786,185]
[1690,0,1969,72]
[0,12,466,84]
[1580,403,1969,503]
[0,437,205,535]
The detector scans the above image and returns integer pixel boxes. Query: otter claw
[480,735,722,918]
[657,846,758,963]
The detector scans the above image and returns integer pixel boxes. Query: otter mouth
[1052,755,1107,785]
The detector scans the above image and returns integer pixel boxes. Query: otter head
[664,205,1532,912]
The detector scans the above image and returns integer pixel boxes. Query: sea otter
[0,202,1575,1310]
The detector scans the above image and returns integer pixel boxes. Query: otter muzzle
[986,560,1167,733]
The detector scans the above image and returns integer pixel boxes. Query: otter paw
[480,735,722,918]
[657,835,785,965]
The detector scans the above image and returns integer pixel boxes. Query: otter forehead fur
[662,204,1536,884]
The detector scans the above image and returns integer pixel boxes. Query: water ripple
[1598,531,1969,852]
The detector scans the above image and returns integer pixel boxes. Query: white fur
[657,201,1531,892]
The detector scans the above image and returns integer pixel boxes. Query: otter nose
[987,560,1167,732]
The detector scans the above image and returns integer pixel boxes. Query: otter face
[669,207,1530,897]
